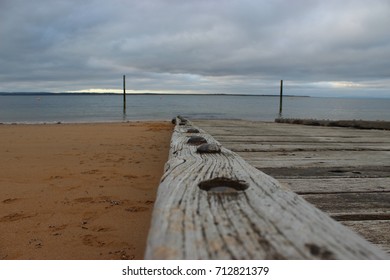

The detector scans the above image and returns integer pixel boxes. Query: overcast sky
[1,0,390,97]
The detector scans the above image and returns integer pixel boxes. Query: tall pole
[123,75,126,110]
[279,79,283,116]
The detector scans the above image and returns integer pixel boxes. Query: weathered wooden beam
[145,117,388,259]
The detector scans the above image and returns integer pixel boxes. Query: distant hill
[0,92,310,97]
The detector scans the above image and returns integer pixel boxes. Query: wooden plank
[237,151,390,169]
[145,117,388,259]
[212,135,390,144]
[218,142,390,152]
[196,120,390,138]
[301,193,390,220]
[196,120,390,154]
[279,178,390,194]
[275,118,390,131]
[341,220,390,254]
[259,166,390,179]
[192,119,390,256]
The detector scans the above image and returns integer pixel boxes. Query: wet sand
[0,122,172,260]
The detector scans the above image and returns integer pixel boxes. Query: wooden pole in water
[279,79,283,116]
[123,75,126,110]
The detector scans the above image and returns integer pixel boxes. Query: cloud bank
[1,0,390,97]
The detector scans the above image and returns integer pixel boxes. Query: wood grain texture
[302,193,390,219]
[341,220,390,254]
[279,178,390,194]
[145,118,388,259]
[192,119,390,252]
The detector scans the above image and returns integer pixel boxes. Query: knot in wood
[177,116,188,125]
[198,178,249,194]
[305,244,334,260]
[187,136,207,145]
[196,143,221,154]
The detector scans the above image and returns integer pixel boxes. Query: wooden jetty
[193,119,390,255]
[145,117,388,259]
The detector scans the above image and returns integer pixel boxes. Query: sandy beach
[0,121,172,260]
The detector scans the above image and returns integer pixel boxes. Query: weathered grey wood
[341,220,390,254]
[276,118,390,131]
[145,118,388,259]
[279,178,390,194]
[192,119,390,252]
[212,135,390,144]
[217,142,390,152]
[238,151,390,169]
[195,119,390,137]
[301,193,390,220]
[260,166,390,179]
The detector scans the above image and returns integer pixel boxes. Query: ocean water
[0,94,390,123]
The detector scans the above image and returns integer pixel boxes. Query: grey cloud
[1,0,390,96]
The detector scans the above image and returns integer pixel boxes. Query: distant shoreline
[0,92,310,97]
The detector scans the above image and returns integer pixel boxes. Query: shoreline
[0,119,172,126]
[0,121,173,260]
[3,115,390,127]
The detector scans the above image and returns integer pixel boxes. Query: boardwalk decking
[145,117,388,259]
[193,119,390,254]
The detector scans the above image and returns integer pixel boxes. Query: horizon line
[0,92,311,97]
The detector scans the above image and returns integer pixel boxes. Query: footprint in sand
[108,248,135,260]
[144,200,154,205]
[28,238,43,249]
[123,174,138,179]
[90,226,111,232]
[67,185,81,191]
[101,176,110,181]
[49,175,63,180]
[48,224,67,232]
[0,212,33,222]
[2,198,19,204]
[74,197,94,203]
[81,169,101,175]
[82,234,106,247]
[125,206,148,213]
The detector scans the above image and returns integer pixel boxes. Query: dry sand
[0,121,172,260]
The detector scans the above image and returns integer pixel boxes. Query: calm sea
[0,94,390,123]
